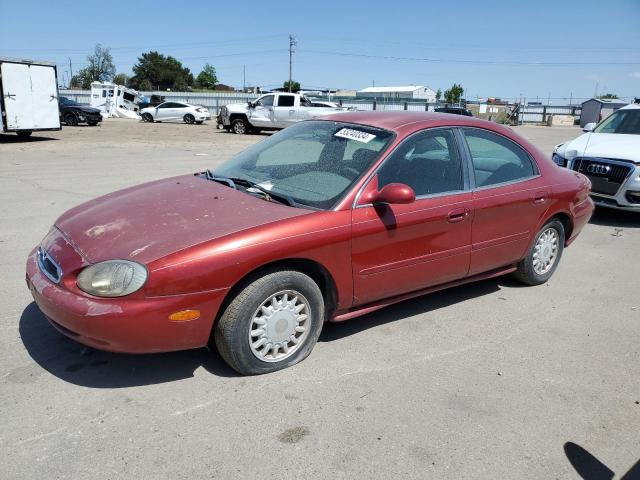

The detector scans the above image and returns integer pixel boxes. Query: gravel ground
[1,119,638,479]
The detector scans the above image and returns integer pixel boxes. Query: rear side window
[277,95,295,107]
[462,129,536,188]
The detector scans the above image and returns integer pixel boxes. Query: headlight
[77,260,147,297]
[552,153,566,167]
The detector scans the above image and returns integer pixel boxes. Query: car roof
[620,103,640,110]
[316,111,498,134]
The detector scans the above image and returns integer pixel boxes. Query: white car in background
[140,101,210,124]
[553,102,640,211]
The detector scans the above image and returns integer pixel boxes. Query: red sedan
[26,112,594,375]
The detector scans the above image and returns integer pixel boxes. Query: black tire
[64,113,78,126]
[87,122,99,126]
[513,219,565,286]
[184,114,195,124]
[141,113,154,123]
[231,118,249,134]
[214,270,324,375]
[16,131,32,138]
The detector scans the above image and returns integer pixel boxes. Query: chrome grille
[37,247,62,283]
[571,158,632,196]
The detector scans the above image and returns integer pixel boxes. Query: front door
[351,128,473,305]
[460,127,550,275]
[249,94,275,128]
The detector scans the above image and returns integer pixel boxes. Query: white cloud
[630,72,640,79]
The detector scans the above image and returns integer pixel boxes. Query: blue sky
[1,0,639,102]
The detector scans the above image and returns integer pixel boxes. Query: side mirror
[583,122,596,132]
[371,183,416,205]
[247,100,255,108]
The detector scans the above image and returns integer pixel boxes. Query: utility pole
[288,34,297,92]
[243,65,246,92]
[68,57,73,85]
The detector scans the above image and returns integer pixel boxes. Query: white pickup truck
[218,92,346,134]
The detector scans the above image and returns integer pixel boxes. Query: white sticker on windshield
[257,181,274,191]
[334,128,376,143]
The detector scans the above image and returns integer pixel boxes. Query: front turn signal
[169,310,201,322]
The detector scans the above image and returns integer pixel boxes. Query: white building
[356,85,437,102]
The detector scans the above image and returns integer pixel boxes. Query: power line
[299,49,640,66]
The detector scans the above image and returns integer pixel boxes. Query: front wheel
[231,118,249,134]
[513,219,565,286]
[214,270,324,375]
[184,114,195,124]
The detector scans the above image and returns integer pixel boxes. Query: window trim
[458,126,540,191]
[353,127,471,209]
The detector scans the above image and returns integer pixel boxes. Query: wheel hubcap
[532,227,559,275]
[234,123,245,134]
[249,290,310,362]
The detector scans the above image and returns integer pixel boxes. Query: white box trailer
[0,57,61,137]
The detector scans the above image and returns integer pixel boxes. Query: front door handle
[447,208,470,223]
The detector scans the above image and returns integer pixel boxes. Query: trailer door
[1,62,33,129]
[29,65,60,129]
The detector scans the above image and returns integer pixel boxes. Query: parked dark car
[58,97,102,126]
[435,107,473,117]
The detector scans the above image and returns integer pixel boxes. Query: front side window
[277,95,295,107]
[377,128,464,196]
[594,109,640,135]
[213,121,394,209]
[257,95,274,107]
[463,128,536,188]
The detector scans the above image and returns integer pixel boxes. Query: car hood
[54,174,310,264]
[559,132,640,163]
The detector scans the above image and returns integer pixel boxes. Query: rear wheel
[513,219,565,286]
[214,270,324,375]
[141,113,154,123]
[232,118,249,134]
[64,113,78,126]
[184,114,195,124]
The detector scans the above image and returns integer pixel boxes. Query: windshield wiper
[204,171,297,207]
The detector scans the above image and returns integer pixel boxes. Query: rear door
[29,65,60,129]
[1,62,33,130]
[460,127,549,275]
[273,94,297,127]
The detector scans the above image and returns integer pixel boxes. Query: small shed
[580,98,627,127]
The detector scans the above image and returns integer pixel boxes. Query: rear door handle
[533,191,548,204]
[447,208,470,223]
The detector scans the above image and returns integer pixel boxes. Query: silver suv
[553,103,640,211]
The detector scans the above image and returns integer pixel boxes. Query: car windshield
[593,108,640,135]
[212,120,394,209]
[60,97,80,106]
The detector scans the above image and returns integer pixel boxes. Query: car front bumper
[568,159,640,212]
[26,247,228,354]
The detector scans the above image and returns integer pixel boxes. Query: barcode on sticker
[334,128,376,143]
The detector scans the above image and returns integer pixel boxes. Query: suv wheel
[232,118,249,134]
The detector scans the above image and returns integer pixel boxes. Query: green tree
[435,88,442,101]
[112,73,128,85]
[85,44,116,83]
[70,69,92,89]
[195,64,218,90]
[444,83,464,104]
[597,93,619,99]
[128,51,194,91]
[283,80,300,93]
